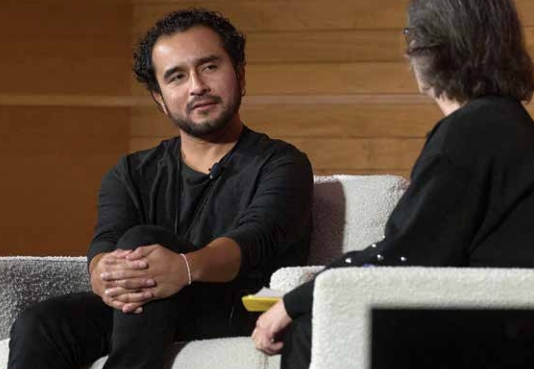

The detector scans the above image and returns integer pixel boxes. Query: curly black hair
[133,8,246,93]
[406,0,534,102]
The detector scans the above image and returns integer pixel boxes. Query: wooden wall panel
[0,1,133,256]
[132,0,534,35]
[129,0,534,180]
[0,1,132,96]
[0,106,130,256]
[129,136,423,177]
[130,103,441,138]
[246,31,406,63]
[132,1,407,37]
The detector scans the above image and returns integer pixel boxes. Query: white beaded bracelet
[180,253,192,285]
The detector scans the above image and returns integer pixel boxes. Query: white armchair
[311,267,534,369]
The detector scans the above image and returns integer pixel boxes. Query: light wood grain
[246,30,406,63]
[129,136,425,171]
[0,106,130,256]
[0,2,132,95]
[131,0,534,33]
[130,104,442,138]
[132,0,407,37]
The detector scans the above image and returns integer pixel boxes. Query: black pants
[281,314,312,369]
[8,225,257,369]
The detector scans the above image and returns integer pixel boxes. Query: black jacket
[285,96,534,317]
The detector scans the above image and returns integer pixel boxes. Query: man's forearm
[186,237,242,283]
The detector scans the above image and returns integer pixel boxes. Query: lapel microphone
[209,162,224,180]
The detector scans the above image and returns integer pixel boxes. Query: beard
[165,90,242,138]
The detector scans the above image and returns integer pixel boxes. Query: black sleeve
[87,160,142,266]
[366,154,484,267]
[283,279,315,319]
[283,153,486,317]
[223,150,313,273]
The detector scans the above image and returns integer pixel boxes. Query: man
[253,0,534,367]
[8,8,312,369]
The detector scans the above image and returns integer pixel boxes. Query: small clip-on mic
[209,162,224,180]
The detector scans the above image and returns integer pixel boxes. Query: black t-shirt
[177,162,211,240]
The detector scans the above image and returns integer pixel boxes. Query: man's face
[151,26,243,138]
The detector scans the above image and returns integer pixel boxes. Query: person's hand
[90,249,153,313]
[252,299,293,355]
[105,245,190,313]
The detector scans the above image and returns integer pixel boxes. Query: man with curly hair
[8,8,313,369]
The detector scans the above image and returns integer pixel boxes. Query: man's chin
[177,120,229,138]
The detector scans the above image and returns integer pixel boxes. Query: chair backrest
[308,175,409,265]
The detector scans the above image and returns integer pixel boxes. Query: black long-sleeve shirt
[285,96,534,318]
[88,126,313,289]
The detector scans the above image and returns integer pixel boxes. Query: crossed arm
[89,237,241,313]
[89,149,313,315]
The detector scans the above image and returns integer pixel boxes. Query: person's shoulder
[431,96,529,147]
[433,96,534,163]
[452,96,530,134]
[113,136,180,175]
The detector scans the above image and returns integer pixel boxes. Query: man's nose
[189,73,210,95]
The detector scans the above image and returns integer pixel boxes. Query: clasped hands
[90,245,190,314]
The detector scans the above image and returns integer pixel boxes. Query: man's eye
[171,74,185,82]
[204,64,217,71]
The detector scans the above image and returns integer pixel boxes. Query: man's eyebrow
[162,55,221,81]
[196,55,220,65]
[163,66,183,82]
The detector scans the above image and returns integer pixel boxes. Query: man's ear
[151,91,168,114]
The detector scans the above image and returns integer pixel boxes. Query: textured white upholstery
[308,175,408,265]
[311,267,534,369]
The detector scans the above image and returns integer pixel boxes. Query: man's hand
[104,245,190,313]
[252,299,293,355]
[90,249,154,313]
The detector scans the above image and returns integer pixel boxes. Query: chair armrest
[269,266,324,292]
[0,256,90,339]
[310,267,534,369]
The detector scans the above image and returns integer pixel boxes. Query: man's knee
[117,225,196,253]
[117,225,174,251]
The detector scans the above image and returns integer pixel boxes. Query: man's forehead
[154,26,224,57]
[151,26,228,73]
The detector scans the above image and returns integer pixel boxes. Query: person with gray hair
[253,0,534,367]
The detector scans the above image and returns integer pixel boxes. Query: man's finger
[117,278,155,290]
[265,340,284,355]
[125,246,148,260]
[100,269,147,281]
[113,249,132,257]
[122,302,145,314]
[113,291,153,303]
[101,295,125,311]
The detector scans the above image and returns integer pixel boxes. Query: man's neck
[180,118,243,174]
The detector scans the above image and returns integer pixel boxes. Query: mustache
[186,95,222,113]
